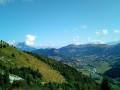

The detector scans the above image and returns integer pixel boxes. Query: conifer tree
[4,70,10,88]
[100,77,112,90]
[0,73,4,87]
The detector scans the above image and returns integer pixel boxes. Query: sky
[1,0,120,48]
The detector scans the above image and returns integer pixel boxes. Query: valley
[32,44,120,89]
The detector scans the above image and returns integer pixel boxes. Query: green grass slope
[27,52,100,90]
[0,41,66,83]
[0,41,101,90]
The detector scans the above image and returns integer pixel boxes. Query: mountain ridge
[15,42,36,52]
[32,43,119,61]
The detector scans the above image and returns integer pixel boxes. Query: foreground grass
[0,42,66,83]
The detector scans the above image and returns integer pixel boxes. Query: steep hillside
[0,40,100,90]
[0,41,66,83]
[27,52,100,89]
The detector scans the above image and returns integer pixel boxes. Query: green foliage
[11,53,15,57]
[0,44,2,48]
[0,41,100,89]
[9,67,43,80]
[12,80,28,87]
[0,41,66,83]
[4,70,10,86]
[26,52,100,90]
[0,87,2,90]
[0,69,11,89]
[3,45,6,48]
[0,73,4,87]
[0,61,43,88]
[0,40,10,49]
[100,77,112,90]
[104,68,120,78]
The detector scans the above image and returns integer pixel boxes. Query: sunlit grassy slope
[0,42,66,83]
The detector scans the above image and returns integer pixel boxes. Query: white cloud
[8,40,18,46]
[80,25,87,29]
[102,29,108,36]
[72,36,82,45]
[96,31,100,37]
[38,42,56,48]
[114,30,120,34]
[74,42,85,45]
[87,37,105,44]
[72,36,79,42]
[25,34,36,46]
[91,40,105,44]
[39,43,49,47]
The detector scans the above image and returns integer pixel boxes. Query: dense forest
[104,60,120,78]
[104,68,120,78]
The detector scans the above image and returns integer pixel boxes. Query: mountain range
[15,40,120,52]
[32,48,70,61]
[15,42,36,52]
[32,43,120,61]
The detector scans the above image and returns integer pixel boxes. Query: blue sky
[0,0,120,48]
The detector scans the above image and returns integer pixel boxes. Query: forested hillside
[32,43,120,89]
[0,40,103,90]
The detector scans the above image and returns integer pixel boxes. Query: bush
[12,80,28,87]
[11,54,15,57]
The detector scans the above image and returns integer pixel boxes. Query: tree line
[26,52,112,90]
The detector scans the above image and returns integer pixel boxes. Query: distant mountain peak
[15,42,36,51]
